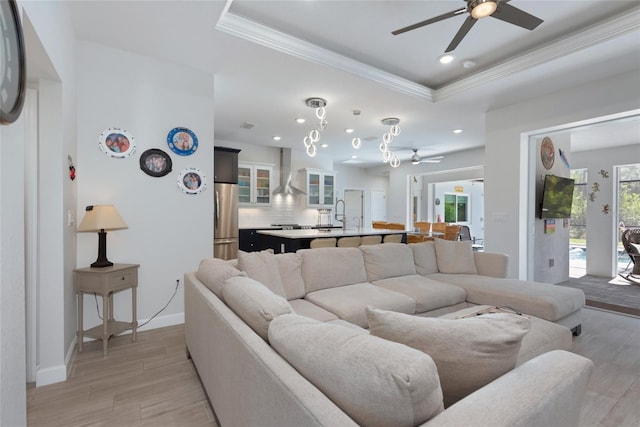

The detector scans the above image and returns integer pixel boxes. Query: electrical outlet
[176,278,181,287]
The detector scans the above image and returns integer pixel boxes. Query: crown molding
[434,7,640,101]
[216,12,434,102]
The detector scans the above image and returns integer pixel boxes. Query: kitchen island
[257,228,407,253]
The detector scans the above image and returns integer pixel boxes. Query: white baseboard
[36,363,67,387]
[138,311,185,331]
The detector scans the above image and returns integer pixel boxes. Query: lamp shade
[78,205,128,232]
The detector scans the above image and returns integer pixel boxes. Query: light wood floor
[27,308,640,427]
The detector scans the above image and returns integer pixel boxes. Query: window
[570,169,587,243]
[444,193,469,223]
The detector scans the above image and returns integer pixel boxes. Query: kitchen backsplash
[239,196,329,227]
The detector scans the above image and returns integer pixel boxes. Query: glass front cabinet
[305,169,336,208]
[238,162,273,206]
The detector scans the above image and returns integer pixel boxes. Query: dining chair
[443,225,462,241]
[337,236,361,247]
[414,221,431,233]
[431,223,447,233]
[309,238,337,248]
[360,235,382,245]
[372,221,388,229]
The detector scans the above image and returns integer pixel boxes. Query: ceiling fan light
[439,53,455,64]
[470,0,497,19]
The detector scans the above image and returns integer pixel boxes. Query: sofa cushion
[439,305,573,366]
[222,276,292,341]
[288,299,339,322]
[366,306,530,407]
[372,274,467,313]
[298,247,368,293]
[434,239,478,274]
[360,243,416,281]
[269,314,444,427]
[196,258,246,299]
[305,283,416,328]
[428,273,585,322]
[275,252,306,300]
[238,249,287,297]
[410,241,439,275]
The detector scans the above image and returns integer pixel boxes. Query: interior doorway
[370,190,386,223]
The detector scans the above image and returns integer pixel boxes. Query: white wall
[533,134,572,284]
[485,71,640,279]
[431,180,484,241]
[76,42,214,333]
[572,144,640,276]
[334,163,389,229]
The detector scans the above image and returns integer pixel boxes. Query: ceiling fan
[410,149,444,165]
[392,0,544,53]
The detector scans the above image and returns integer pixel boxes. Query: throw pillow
[238,249,287,298]
[222,276,292,341]
[366,306,531,407]
[434,239,477,274]
[196,258,245,299]
[269,314,444,427]
[410,241,439,275]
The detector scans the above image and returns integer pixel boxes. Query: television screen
[540,174,575,219]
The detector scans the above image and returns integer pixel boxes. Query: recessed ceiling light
[351,155,357,159]
[453,129,463,134]
[321,143,328,148]
[295,118,306,124]
[345,128,354,134]
[463,60,476,69]
[439,53,455,64]
[272,136,281,141]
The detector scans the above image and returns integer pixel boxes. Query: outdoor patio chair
[620,228,640,285]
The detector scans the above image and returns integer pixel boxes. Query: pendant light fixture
[351,109,362,149]
[380,117,402,168]
[303,97,327,157]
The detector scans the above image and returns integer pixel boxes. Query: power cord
[92,279,181,329]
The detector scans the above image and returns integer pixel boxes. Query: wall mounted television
[540,174,575,219]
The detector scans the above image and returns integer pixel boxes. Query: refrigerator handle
[215,190,220,225]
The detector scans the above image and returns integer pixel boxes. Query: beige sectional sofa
[185,240,592,427]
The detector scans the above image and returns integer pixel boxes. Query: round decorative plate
[99,128,136,158]
[167,127,198,156]
[177,168,206,194]
[541,137,555,170]
[140,149,172,177]
[0,0,27,125]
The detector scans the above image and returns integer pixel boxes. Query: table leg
[132,287,137,342]
[77,292,83,352]
[102,293,109,356]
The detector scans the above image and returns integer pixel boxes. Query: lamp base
[90,259,114,268]
[91,230,114,268]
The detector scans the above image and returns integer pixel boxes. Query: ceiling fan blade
[392,7,465,35]
[445,16,477,53]
[421,156,444,163]
[490,2,543,31]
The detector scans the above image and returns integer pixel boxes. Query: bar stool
[337,236,361,247]
[360,235,382,245]
[309,238,337,248]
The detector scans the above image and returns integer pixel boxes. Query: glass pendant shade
[352,137,361,149]
[306,143,317,157]
[315,107,326,120]
[390,124,401,136]
[303,136,312,148]
[309,129,320,143]
[383,132,393,144]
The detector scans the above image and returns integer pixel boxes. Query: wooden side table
[74,263,140,356]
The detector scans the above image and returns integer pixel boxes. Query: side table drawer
[108,269,137,291]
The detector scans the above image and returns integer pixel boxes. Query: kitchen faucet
[335,198,346,230]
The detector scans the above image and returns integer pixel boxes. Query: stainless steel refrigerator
[214,182,239,260]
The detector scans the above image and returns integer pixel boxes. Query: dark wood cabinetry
[214,147,240,183]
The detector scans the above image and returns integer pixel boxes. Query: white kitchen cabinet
[238,163,273,206]
[305,169,336,208]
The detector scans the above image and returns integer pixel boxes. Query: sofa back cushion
[196,258,246,300]
[275,252,306,300]
[434,239,478,274]
[366,306,531,408]
[410,241,439,275]
[222,276,292,342]
[298,247,368,293]
[269,314,444,427]
[360,243,416,281]
[238,249,287,297]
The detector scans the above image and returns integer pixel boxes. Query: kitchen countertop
[256,228,407,239]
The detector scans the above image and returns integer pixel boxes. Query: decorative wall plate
[140,149,172,177]
[99,128,136,158]
[167,127,198,156]
[540,137,555,170]
[177,168,206,194]
[0,0,27,125]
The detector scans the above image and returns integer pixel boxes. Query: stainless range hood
[273,147,306,195]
